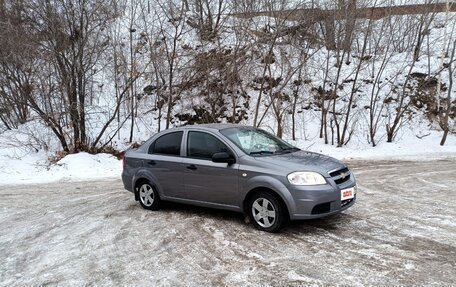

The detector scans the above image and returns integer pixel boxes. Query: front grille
[311,202,331,215]
[330,167,350,185]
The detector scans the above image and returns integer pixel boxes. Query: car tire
[137,181,160,210]
[248,191,286,232]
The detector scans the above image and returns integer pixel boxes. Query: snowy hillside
[0,0,455,184]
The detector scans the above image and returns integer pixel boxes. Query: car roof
[168,123,248,132]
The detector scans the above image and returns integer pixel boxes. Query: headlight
[287,172,326,185]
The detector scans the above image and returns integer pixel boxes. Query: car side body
[122,124,356,231]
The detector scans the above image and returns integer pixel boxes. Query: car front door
[144,131,185,198]
[182,131,239,207]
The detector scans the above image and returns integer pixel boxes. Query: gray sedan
[122,124,356,232]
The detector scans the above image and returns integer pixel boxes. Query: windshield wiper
[278,147,300,154]
[250,151,274,155]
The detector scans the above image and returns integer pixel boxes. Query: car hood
[253,150,346,176]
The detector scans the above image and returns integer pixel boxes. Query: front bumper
[288,178,357,220]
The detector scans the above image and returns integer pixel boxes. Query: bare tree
[187,0,229,41]
[384,12,436,143]
[91,0,153,148]
[0,1,31,129]
[251,0,299,128]
[439,39,455,145]
[366,15,396,146]
[155,0,189,129]
[25,0,116,151]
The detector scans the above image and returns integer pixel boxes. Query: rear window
[148,131,183,156]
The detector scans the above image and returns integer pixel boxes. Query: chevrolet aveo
[122,124,356,232]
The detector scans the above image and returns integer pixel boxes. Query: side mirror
[212,152,236,165]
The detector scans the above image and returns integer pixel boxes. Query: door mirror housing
[212,152,236,164]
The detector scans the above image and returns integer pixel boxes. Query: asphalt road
[0,160,455,286]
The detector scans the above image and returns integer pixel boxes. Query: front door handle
[147,160,156,166]
[186,164,197,170]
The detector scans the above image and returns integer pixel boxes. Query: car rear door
[182,130,239,206]
[144,131,185,198]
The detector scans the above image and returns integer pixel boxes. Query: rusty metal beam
[231,3,456,22]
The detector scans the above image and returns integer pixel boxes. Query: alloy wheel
[251,197,276,228]
[139,184,154,207]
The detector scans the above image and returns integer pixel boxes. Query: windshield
[220,127,299,156]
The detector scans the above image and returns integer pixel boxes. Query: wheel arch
[242,185,293,219]
[241,175,296,217]
[132,170,162,201]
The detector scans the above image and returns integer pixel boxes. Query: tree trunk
[276,116,283,138]
[341,0,357,53]
[323,19,336,50]
[440,39,455,146]
[440,130,449,146]
[129,26,135,142]
[291,93,297,140]
[386,124,393,142]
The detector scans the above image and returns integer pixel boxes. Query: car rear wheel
[138,181,160,210]
[249,192,286,232]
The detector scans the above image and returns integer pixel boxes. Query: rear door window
[149,131,183,156]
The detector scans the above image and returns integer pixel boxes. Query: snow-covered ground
[1,160,455,286]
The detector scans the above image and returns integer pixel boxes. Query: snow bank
[284,121,456,161]
[0,151,122,186]
[51,152,122,181]
[301,133,456,161]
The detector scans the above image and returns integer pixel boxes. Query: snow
[51,153,122,181]
[297,128,456,161]
[0,121,122,185]
[0,125,454,186]
[0,150,122,185]
[1,160,455,286]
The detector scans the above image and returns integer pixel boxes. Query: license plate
[341,187,355,201]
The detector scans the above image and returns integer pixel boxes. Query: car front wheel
[137,181,160,210]
[249,192,286,232]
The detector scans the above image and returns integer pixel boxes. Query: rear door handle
[186,164,197,170]
[147,160,156,166]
